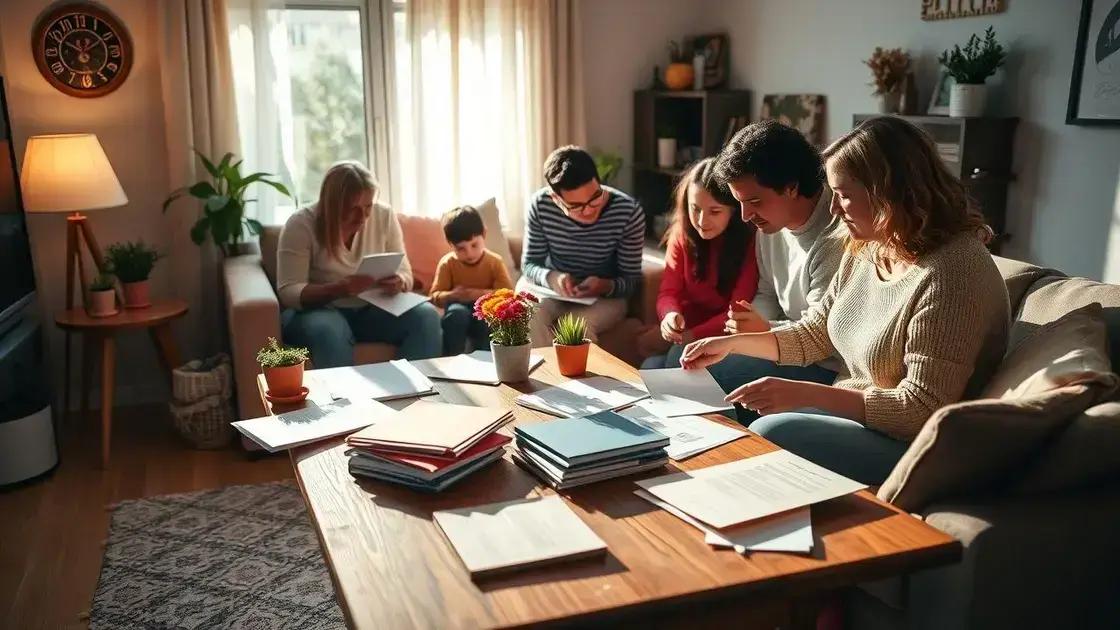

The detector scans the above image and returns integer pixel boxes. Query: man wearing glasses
[518,145,645,347]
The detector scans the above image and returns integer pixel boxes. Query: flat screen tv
[0,76,37,334]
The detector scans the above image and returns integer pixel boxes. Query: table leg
[100,335,115,469]
[149,323,182,381]
[81,334,94,420]
[63,330,72,424]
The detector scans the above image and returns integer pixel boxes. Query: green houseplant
[163,151,292,256]
[105,240,162,309]
[551,312,590,377]
[592,149,623,185]
[87,272,117,318]
[937,26,1006,117]
[256,337,310,398]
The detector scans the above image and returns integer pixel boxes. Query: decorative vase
[87,289,117,318]
[900,72,919,115]
[263,361,304,397]
[691,52,705,90]
[122,279,151,309]
[949,83,986,117]
[554,341,590,377]
[490,340,531,383]
[877,91,902,114]
[657,137,677,168]
[663,63,694,90]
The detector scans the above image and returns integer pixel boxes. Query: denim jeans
[441,302,491,355]
[281,302,442,368]
[749,411,909,485]
[640,343,686,369]
[707,354,837,424]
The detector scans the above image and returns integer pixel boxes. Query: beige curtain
[157,0,240,357]
[393,0,585,232]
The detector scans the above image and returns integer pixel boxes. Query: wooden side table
[55,299,189,468]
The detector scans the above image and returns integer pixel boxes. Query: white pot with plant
[87,273,118,318]
[105,240,162,309]
[474,289,539,383]
[656,121,677,169]
[939,26,1006,118]
[863,47,910,114]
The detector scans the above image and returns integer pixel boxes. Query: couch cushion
[1014,274,1120,365]
[1013,401,1120,495]
[992,255,1061,315]
[261,225,282,287]
[398,198,517,292]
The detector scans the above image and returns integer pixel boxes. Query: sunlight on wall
[1103,163,1120,283]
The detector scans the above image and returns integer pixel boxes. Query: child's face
[451,234,487,264]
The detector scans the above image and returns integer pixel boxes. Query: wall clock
[32,3,133,98]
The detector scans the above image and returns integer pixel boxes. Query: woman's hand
[377,274,404,295]
[679,335,735,370]
[725,377,819,416]
[660,312,686,344]
[724,300,771,334]
[338,274,377,297]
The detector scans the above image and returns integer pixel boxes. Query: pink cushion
[397,214,451,291]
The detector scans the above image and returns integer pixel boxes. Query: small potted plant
[105,240,162,309]
[938,26,1006,118]
[663,40,694,90]
[256,337,310,399]
[656,119,678,169]
[87,272,118,318]
[473,289,540,383]
[863,47,910,114]
[551,313,590,377]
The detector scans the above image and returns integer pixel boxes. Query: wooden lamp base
[64,211,117,310]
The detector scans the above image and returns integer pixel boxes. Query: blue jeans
[441,302,491,355]
[281,302,442,368]
[640,344,686,369]
[707,354,837,424]
[750,412,909,485]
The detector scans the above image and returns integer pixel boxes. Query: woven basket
[171,354,235,449]
[172,354,233,401]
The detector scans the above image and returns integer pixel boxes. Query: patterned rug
[91,480,345,629]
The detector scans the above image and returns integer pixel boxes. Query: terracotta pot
[663,63,694,90]
[263,361,305,397]
[87,289,117,318]
[491,341,531,383]
[554,340,590,377]
[122,279,151,309]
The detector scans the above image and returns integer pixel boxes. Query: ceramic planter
[949,83,986,117]
[263,361,305,397]
[491,341,531,383]
[87,289,117,318]
[554,341,590,377]
[657,137,677,168]
[122,279,151,309]
[877,91,901,114]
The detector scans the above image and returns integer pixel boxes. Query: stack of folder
[346,400,513,492]
[511,410,669,489]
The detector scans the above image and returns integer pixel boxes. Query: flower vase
[491,340,531,383]
[877,91,901,114]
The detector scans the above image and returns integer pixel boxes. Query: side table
[55,299,189,468]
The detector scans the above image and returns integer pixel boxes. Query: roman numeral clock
[32,3,132,98]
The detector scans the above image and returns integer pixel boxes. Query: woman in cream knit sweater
[681,116,1010,484]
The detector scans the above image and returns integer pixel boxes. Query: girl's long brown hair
[315,161,379,261]
[663,157,753,293]
[822,116,991,263]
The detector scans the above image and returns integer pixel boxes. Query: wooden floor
[0,405,293,630]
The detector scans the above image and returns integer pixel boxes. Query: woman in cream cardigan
[681,116,1010,484]
[276,161,441,367]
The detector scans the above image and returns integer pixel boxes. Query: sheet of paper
[318,359,436,401]
[231,397,392,452]
[433,495,607,577]
[357,290,429,316]
[634,489,811,553]
[636,449,867,530]
[619,400,747,460]
[638,367,734,417]
[515,375,648,417]
[410,350,545,385]
[355,252,404,280]
[521,283,597,306]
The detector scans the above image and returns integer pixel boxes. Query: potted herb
[551,313,590,377]
[105,240,161,309]
[663,40,694,90]
[938,26,1006,118]
[473,289,540,382]
[163,151,292,257]
[87,273,118,318]
[256,337,310,398]
[863,47,910,114]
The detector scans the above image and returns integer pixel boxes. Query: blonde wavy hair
[822,116,991,263]
[314,161,379,261]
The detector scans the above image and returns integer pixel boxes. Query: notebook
[514,410,668,467]
[512,444,668,486]
[346,400,512,457]
[231,398,391,453]
[358,290,429,317]
[410,350,545,385]
[349,433,512,479]
[515,376,648,417]
[521,283,597,305]
[317,360,436,402]
[638,367,734,417]
[433,496,607,578]
[349,449,505,493]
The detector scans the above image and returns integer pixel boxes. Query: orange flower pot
[122,279,151,309]
[554,341,590,377]
[263,361,305,397]
[664,63,695,90]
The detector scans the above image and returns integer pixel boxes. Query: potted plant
[163,151,292,257]
[938,26,1006,118]
[473,289,540,383]
[256,336,310,399]
[551,312,590,377]
[105,240,162,309]
[87,272,118,318]
[863,47,910,114]
[663,40,694,90]
[656,119,678,169]
[592,149,623,185]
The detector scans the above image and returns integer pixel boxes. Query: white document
[317,359,437,402]
[433,495,607,578]
[410,350,545,386]
[619,400,747,460]
[636,449,867,530]
[639,367,734,417]
[231,398,392,453]
[634,489,812,554]
[522,283,597,306]
[355,252,404,280]
[515,375,648,417]
[358,290,429,316]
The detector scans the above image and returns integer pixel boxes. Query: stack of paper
[619,400,747,460]
[232,397,392,453]
[315,360,437,402]
[638,367,734,417]
[410,350,545,385]
[515,376,648,417]
[521,283,597,305]
[512,410,669,489]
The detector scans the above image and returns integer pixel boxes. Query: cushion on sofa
[992,255,1061,316]
[1011,401,1120,495]
[398,198,516,291]
[1013,274,1120,365]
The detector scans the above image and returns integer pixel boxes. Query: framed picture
[927,71,954,116]
[760,94,827,146]
[1066,0,1120,125]
[689,33,729,89]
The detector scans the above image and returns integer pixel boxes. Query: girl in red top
[642,157,758,368]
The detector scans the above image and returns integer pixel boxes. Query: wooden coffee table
[259,345,959,629]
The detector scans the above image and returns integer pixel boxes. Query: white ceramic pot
[877,91,901,114]
[490,340,531,383]
[657,137,677,168]
[692,53,705,90]
[949,83,986,118]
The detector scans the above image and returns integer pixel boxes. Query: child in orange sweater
[429,206,514,355]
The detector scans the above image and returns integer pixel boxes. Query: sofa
[222,212,665,421]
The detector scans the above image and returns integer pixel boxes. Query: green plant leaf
[257,178,292,199]
[190,217,210,245]
[188,181,217,199]
[217,152,234,174]
[205,194,231,214]
[245,218,264,236]
[162,188,186,213]
[195,150,220,178]
[210,211,230,245]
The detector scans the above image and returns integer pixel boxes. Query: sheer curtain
[392,0,586,231]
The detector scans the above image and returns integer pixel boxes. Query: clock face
[33,4,132,98]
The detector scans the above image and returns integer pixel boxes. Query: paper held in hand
[638,367,734,417]
[521,282,597,306]
[354,252,428,316]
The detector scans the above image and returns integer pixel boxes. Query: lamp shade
[20,133,127,213]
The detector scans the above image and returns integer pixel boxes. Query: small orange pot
[122,279,151,309]
[554,341,590,377]
[263,361,305,397]
[664,63,695,90]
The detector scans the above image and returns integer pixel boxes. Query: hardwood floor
[0,405,292,630]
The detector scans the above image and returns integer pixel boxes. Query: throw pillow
[1012,401,1120,495]
[474,198,517,274]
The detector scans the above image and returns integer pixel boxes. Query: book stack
[346,400,513,492]
[511,410,669,489]
[935,142,960,166]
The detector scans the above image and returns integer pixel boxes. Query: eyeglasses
[554,186,605,215]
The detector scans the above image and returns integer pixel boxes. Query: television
[0,76,37,337]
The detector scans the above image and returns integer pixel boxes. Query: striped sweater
[521,186,646,298]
